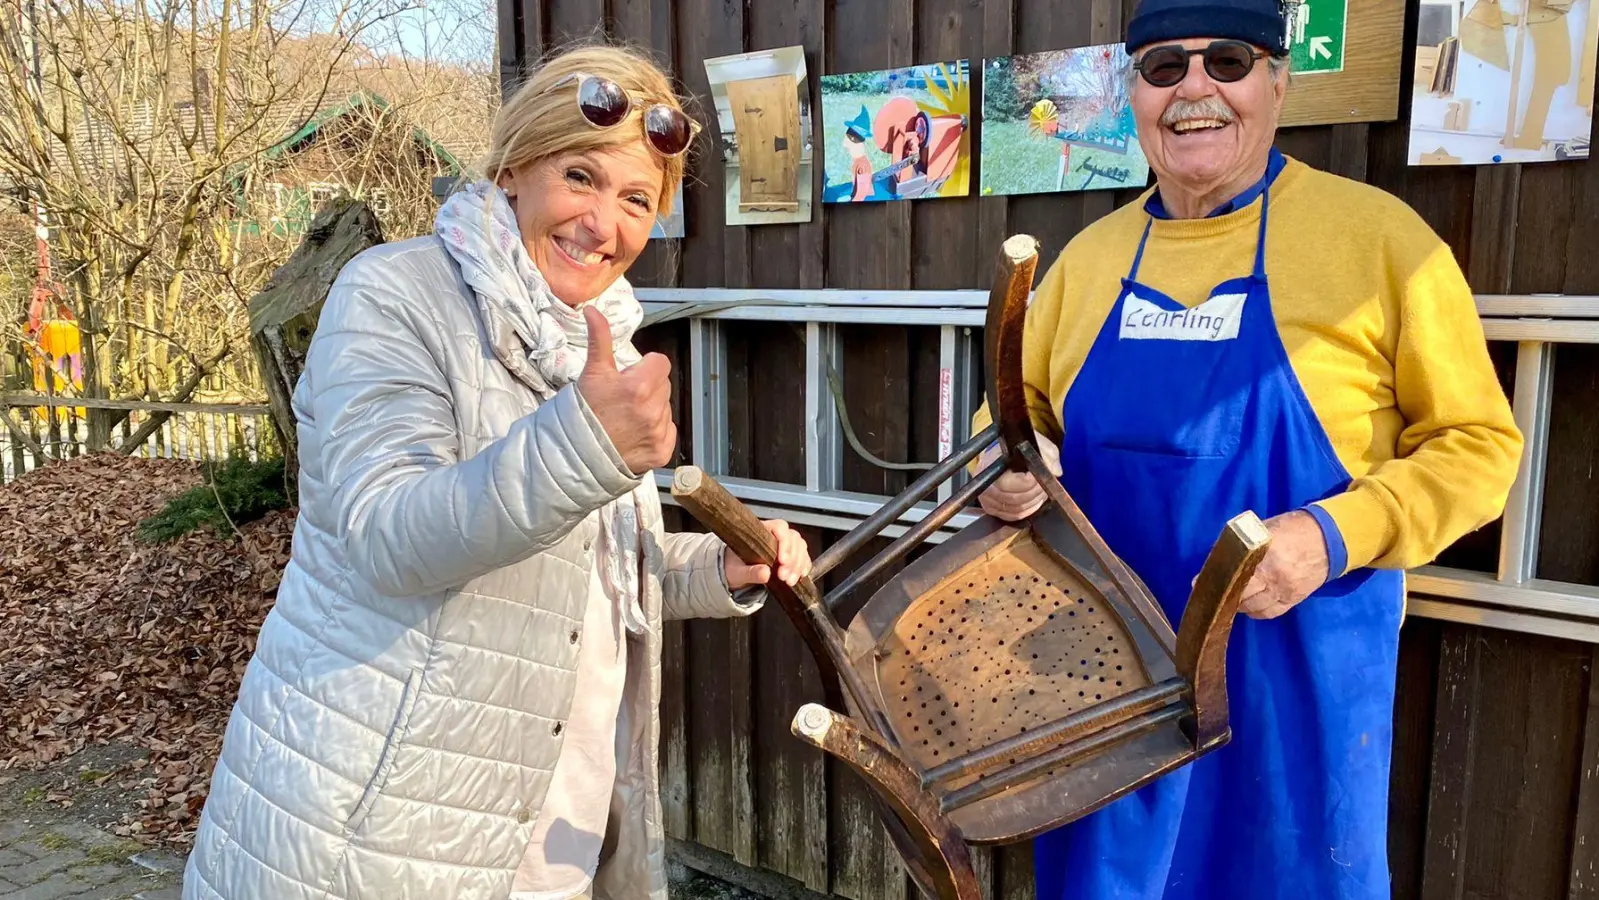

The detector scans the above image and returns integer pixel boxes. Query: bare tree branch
[112,341,234,453]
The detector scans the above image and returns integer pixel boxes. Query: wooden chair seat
[847,507,1191,844]
[670,234,1272,900]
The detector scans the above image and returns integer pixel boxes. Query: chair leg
[984,234,1042,473]
[791,704,982,900]
[1174,511,1272,749]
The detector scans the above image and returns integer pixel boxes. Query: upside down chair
[669,234,1272,900]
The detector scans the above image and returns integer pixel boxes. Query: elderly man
[970,0,1524,896]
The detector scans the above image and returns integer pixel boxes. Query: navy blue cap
[1125,0,1289,56]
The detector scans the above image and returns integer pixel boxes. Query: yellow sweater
[971,156,1523,577]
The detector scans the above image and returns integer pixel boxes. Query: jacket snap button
[569,630,579,644]
[583,538,592,551]
[552,721,564,736]
[516,808,531,824]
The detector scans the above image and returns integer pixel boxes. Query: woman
[183,42,811,900]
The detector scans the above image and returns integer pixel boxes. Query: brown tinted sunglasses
[554,72,701,158]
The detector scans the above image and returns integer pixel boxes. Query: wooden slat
[1276,125,1333,172]
[1537,344,1599,586]
[1328,123,1370,182]
[755,526,832,894]
[1428,629,1589,899]
[1562,156,1599,295]
[687,614,735,854]
[545,0,604,45]
[661,560,692,836]
[613,0,681,290]
[827,752,897,900]
[729,614,756,867]
[747,0,827,291]
[910,326,943,469]
[736,319,807,870]
[824,0,913,295]
[976,0,1014,274]
[717,322,756,866]
[496,0,521,91]
[818,531,919,900]
[1512,163,1578,294]
[656,498,692,843]
[840,325,915,500]
[820,2,917,893]
[910,0,983,292]
[0,393,270,415]
[715,0,752,295]
[1389,618,1443,900]
[1492,633,1589,898]
[675,0,741,291]
[1007,0,1105,259]
[1420,623,1481,900]
[1468,166,1520,293]
[610,0,652,46]
[1568,644,1599,899]
[995,843,1034,900]
[723,322,754,479]
[968,844,995,900]
[519,0,546,61]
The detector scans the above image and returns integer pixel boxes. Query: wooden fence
[0,393,277,484]
[499,2,1599,900]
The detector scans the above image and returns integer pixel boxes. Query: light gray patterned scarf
[435,180,650,634]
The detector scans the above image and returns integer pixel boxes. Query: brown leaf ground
[0,453,293,848]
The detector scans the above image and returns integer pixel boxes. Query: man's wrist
[1302,503,1348,583]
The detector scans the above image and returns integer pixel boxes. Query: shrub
[137,454,291,542]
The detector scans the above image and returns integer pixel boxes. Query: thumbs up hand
[576,305,677,475]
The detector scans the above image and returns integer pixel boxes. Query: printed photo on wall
[1408,0,1597,164]
[649,184,685,239]
[820,60,971,203]
[704,46,814,225]
[979,46,1150,195]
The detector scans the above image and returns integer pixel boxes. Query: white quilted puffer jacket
[182,235,761,900]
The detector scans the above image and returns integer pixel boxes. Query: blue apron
[1033,187,1404,899]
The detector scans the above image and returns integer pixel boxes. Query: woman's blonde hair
[479,41,693,218]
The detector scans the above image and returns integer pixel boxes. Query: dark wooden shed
[496,2,1599,898]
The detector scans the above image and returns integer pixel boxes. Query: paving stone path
[0,821,183,900]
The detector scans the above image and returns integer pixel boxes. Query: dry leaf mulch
[0,452,293,847]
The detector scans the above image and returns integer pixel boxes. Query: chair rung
[936,704,1188,814]
[920,679,1187,791]
[811,423,997,580]
[825,458,1006,613]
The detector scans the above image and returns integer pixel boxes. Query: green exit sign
[1284,0,1348,74]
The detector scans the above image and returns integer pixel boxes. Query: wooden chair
[669,234,1272,900]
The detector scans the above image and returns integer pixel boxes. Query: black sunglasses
[1132,40,1269,88]
[555,72,701,158]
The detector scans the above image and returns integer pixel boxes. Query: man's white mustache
[1160,98,1237,126]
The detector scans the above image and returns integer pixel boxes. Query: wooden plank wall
[500,1,1599,897]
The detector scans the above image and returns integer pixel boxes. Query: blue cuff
[1304,504,1348,583]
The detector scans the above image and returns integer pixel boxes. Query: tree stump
[248,197,385,500]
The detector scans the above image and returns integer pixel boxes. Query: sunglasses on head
[555,72,701,158]
[1132,39,1269,88]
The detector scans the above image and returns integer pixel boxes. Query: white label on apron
[1119,292,1246,342]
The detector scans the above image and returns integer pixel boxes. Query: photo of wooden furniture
[704,46,815,225]
[669,234,1273,900]
[725,73,803,213]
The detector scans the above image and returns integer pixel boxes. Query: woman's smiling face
[499,142,664,306]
